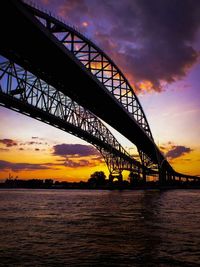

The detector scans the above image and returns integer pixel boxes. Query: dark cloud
[0,160,57,172]
[58,0,89,24]
[62,157,102,168]
[113,0,200,91]
[32,136,39,139]
[28,141,39,145]
[0,139,17,147]
[53,0,200,92]
[20,141,44,145]
[35,148,40,151]
[165,145,192,159]
[52,143,102,168]
[54,153,103,168]
[53,144,99,157]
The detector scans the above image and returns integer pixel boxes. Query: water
[0,189,200,266]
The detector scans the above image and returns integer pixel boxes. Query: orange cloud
[137,80,154,93]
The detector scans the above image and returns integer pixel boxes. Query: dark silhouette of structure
[0,0,199,184]
[1,174,200,190]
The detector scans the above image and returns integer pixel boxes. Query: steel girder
[0,57,147,177]
[21,0,155,170]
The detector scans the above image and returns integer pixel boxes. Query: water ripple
[0,189,200,266]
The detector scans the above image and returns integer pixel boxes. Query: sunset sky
[0,0,200,181]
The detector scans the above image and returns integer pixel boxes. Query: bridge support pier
[142,168,146,183]
[159,168,166,185]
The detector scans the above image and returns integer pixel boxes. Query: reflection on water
[0,189,200,266]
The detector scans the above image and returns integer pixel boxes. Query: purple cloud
[53,144,99,157]
[63,158,90,168]
[0,139,17,147]
[37,0,200,92]
[0,160,58,172]
[165,145,192,159]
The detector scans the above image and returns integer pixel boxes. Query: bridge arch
[0,56,150,180]
[24,0,153,140]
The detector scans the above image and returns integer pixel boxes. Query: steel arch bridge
[0,0,198,183]
[0,57,152,180]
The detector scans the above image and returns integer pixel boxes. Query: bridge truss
[0,56,153,180]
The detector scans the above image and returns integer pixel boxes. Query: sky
[0,0,200,181]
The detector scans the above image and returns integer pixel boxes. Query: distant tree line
[0,171,200,189]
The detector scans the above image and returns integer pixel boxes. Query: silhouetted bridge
[0,0,198,183]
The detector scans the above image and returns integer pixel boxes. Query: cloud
[91,155,104,162]
[159,146,166,150]
[20,140,44,146]
[165,145,192,159]
[63,158,90,168]
[0,148,9,152]
[52,143,103,168]
[54,0,200,92]
[0,160,58,172]
[53,143,99,157]
[40,0,50,4]
[32,136,44,141]
[57,0,89,24]
[27,141,42,145]
[0,137,46,151]
[62,157,102,168]
[35,148,40,151]
[0,139,17,147]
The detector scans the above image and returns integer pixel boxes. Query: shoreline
[1,185,200,190]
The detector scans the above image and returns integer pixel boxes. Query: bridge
[0,0,198,183]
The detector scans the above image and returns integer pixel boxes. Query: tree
[88,171,106,187]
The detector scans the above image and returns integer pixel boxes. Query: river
[0,189,200,266]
